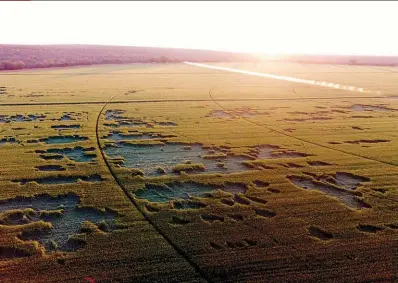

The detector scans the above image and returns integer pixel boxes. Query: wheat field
[0,62,397,282]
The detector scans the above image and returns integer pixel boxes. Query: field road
[184,61,379,95]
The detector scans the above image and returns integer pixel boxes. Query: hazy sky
[1,1,398,56]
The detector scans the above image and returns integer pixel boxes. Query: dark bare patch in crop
[0,193,119,252]
[268,188,281,193]
[244,239,258,246]
[284,112,333,122]
[104,131,175,143]
[287,175,371,209]
[118,120,149,127]
[156,121,177,126]
[104,110,151,128]
[251,144,311,160]
[125,90,139,95]
[51,124,81,129]
[350,115,374,119]
[38,153,64,160]
[232,107,268,117]
[36,146,96,162]
[356,224,385,233]
[0,86,7,95]
[210,242,224,249]
[246,196,267,204]
[351,126,364,130]
[302,171,369,191]
[254,208,276,218]
[372,188,388,194]
[333,172,370,190]
[218,182,247,194]
[145,203,160,213]
[13,174,103,185]
[281,162,304,168]
[0,246,32,259]
[331,109,348,114]
[56,114,72,121]
[385,223,398,229]
[307,161,331,166]
[23,92,44,98]
[0,137,17,146]
[104,123,118,128]
[210,239,258,250]
[0,114,46,123]
[344,139,390,145]
[135,181,214,203]
[170,216,191,225]
[226,241,247,248]
[105,143,251,176]
[35,165,66,171]
[105,110,126,120]
[234,194,251,205]
[207,110,233,118]
[220,198,234,206]
[308,226,333,240]
[172,200,206,210]
[284,118,307,122]
[40,135,88,144]
[350,104,397,112]
[228,214,245,221]
[201,214,224,223]
[253,180,270,188]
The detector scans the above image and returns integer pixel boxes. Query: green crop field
[0,62,397,283]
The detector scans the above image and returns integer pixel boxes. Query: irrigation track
[0,95,393,107]
[94,93,212,282]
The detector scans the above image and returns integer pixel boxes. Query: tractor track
[94,93,212,283]
[0,95,394,107]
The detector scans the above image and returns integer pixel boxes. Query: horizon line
[1,43,397,58]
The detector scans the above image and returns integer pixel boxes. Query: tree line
[0,45,257,70]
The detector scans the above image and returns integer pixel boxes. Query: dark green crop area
[0,63,397,283]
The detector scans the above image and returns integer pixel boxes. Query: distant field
[0,63,397,282]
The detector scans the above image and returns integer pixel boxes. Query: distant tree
[0,60,25,70]
[14,60,25,69]
[156,56,171,63]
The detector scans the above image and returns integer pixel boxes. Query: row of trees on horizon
[1,45,397,71]
[0,44,257,70]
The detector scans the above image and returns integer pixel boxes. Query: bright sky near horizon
[1,1,398,56]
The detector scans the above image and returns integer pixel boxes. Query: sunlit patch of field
[1,62,397,282]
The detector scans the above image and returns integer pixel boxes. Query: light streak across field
[184,61,377,94]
